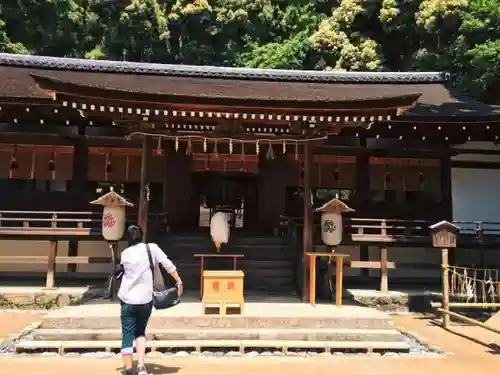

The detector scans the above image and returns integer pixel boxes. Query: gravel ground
[1,330,443,358]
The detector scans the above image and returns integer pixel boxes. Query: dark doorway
[194,171,259,232]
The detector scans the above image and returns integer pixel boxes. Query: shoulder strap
[145,243,154,276]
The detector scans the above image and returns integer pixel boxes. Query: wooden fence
[0,210,167,288]
[283,216,500,293]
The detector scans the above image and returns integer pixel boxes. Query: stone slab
[41,302,395,330]
[31,328,405,342]
[15,339,410,354]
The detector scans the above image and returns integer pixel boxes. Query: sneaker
[137,366,149,375]
[123,369,133,375]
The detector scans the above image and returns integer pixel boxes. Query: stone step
[15,339,410,354]
[167,243,290,251]
[30,328,406,343]
[172,260,295,268]
[169,262,295,275]
[165,246,290,255]
[40,315,396,330]
[164,236,287,246]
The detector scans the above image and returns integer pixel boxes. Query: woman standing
[118,225,183,375]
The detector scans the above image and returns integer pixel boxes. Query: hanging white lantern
[314,198,354,246]
[90,188,134,241]
[210,212,230,252]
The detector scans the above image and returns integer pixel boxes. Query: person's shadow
[117,362,180,375]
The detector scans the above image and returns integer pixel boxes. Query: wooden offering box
[202,270,244,315]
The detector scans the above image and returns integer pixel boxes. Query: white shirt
[117,242,177,305]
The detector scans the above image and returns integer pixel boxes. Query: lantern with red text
[90,188,134,241]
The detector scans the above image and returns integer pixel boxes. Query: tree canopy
[0,0,497,99]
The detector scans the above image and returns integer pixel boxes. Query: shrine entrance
[194,171,259,232]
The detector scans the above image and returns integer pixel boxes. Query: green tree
[1,0,97,57]
[0,6,28,53]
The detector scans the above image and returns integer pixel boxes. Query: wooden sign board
[431,228,457,248]
[429,221,460,248]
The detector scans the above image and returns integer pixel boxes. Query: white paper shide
[210,212,230,252]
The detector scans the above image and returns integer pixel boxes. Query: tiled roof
[0,53,497,117]
[0,53,448,84]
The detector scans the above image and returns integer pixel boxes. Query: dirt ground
[0,311,45,340]
[0,312,499,375]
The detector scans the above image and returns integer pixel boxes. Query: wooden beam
[68,130,88,273]
[452,160,500,169]
[380,247,388,292]
[302,143,314,300]
[138,136,152,239]
[45,240,58,289]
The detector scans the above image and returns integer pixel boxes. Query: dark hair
[126,224,144,246]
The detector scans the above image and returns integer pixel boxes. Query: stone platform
[15,300,410,354]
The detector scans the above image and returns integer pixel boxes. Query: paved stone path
[1,311,499,375]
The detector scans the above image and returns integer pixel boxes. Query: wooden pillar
[380,246,388,292]
[161,141,170,213]
[441,248,450,329]
[440,153,454,265]
[68,131,89,273]
[356,140,370,278]
[440,152,453,220]
[45,240,58,289]
[138,136,152,239]
[302,143,314,300]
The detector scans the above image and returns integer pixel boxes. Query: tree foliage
[0,0,497,99]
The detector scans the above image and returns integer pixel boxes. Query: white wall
[452,168,500,222]
[452,142,500,222]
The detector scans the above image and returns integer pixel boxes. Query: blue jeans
[120,301,153,354]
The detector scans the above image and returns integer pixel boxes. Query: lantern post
[429,220,460,329]
[312,198,354,304]
[90,188,134,300]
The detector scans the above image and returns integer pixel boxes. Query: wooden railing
[282,216,500,244]
[0,210,168,238]
[281,216,500,295]
[0,210,168,288]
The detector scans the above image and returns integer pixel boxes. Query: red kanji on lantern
[227,281,235,291]
[212,281,220,292]
[103,213,116,228]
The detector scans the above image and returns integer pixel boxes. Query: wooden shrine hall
[0,53,499,296]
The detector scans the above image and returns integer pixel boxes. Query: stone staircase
[158,234,297,293]
[13,302,411,354]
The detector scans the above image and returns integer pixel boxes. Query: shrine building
[0,53,499,295]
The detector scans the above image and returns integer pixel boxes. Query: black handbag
[145,243,180,310]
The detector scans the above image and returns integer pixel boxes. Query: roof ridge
[0,53,449,84]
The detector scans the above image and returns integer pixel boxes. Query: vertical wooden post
[45,240,58,289]
[380,247,388,292]
[109,241,119,300]
[161,141,170,214]
[335,256,344,307]
[302,143,314,300]
[356,140,370,278]
[138,136,152,239]
[308,254,316,305]
[441,248,450,329]
[68,133,89,273]
[440,153,454,265]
